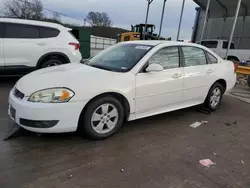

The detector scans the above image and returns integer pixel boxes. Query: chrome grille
[14,88,25,100]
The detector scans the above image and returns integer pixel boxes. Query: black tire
[79,96,124,140]
[205,83,224,111]
[40,59,64,68]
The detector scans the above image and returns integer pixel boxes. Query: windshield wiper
[90,64,115,72]
[80,59,89,64]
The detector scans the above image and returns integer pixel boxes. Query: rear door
[4,23,45,67]
[0,23,4,67]
[181,46,215,104]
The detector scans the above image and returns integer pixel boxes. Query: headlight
[28,88,75,103]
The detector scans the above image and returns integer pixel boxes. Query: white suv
[0,18,82,76]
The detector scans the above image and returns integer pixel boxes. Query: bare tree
[52,12,61,22]
[3,0,43,20]
[86,12,113,27]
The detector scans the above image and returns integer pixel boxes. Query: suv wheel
[79,96,124,140]
[40,59,64,68]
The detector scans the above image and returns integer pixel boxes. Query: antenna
[143,0,154,40]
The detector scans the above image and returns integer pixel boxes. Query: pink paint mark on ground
[199,159,216,167]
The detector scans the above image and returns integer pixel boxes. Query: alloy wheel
[210,87,222,108]
[91,103,119,134]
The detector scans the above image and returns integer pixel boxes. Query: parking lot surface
[0,78,250,188]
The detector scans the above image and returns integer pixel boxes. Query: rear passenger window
[39,27,60,38]
[182,46,207,67]
[5,23,39,39]
[0,23,4,38]
[206,52,217,64]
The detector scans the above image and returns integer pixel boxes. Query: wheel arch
[77,92,131,129]
[214,79,227,93]
[37,52,70,68]
[206,79,227,98]
[227,55,239,62]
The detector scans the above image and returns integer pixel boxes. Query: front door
[0,23,4,67]
[135,46,183,114]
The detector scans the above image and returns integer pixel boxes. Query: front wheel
[205,83,224,111]
[79,96,124,140]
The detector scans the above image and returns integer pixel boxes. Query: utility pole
[226,0,241,59]
[176,0,186,41]
[144,0,153,40]
[84,18,87,27]
[158,0,168,38]
[199,0,211,44]
[24,0,27,19]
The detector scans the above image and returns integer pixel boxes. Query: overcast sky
[0,0,199,40]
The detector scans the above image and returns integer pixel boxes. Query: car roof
[123,40,221,59]
[0,18,66,30]
[123,40,204,47]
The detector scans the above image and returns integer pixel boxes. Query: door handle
[172,73,182,79]
[36,43,46,46]
[207,69,213,73]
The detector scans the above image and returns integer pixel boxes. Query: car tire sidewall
[82,97,124,140]
[206,83,224,111]
[41,59,63,68]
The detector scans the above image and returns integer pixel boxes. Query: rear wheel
[205,83,224,111]
[40,59,64,68]
[39,55,69,68]
[79,96,124,140]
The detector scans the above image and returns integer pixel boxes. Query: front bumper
[8,88,87,133]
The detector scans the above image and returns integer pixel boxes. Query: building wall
[195,10,250,49]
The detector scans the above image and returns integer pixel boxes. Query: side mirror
[146,63,163,72]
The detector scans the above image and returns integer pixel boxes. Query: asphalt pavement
[0,77,250,188]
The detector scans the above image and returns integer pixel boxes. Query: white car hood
[16,63,126,98]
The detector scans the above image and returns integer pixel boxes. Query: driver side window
[148,47,180,70]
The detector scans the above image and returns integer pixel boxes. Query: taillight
[69,42,80,50]
[233,62,238,73]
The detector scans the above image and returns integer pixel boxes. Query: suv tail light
[233,62,238,73]
[69,42,80,50]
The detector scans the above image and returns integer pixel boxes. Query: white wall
[90,35,117,56]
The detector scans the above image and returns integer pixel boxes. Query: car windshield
[82,43,154,72]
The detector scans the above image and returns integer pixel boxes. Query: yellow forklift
[118,24,171,42]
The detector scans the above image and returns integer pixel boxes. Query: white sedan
[8,41,236,139]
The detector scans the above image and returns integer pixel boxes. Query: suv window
[201,41,218,48]
[149,47,180,69]
[0,23,4,38]
[5,23,39,39]
[182,46,207,67]
[223,41,235,49]
[39,27,60,38]
[206,52,217,64]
